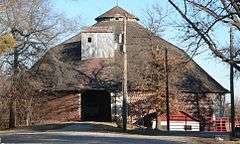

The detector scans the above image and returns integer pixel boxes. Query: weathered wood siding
[35,93,80,123]
[81,31,117,59]
[159,121,200,131]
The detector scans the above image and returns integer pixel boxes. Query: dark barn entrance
[81,90,111,122]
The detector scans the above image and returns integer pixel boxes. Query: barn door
[81,90,111,122]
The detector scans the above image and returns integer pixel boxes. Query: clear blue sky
[53,0,239,99]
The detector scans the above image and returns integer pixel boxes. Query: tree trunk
[9,100,16,128]
[9,44,19,128]
[165,48,170,131]
[155,113,159,130]
[26,112,30,126]
[195,93,204,131]
[26,98,33,126]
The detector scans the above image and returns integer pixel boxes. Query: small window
[115,18,119,21]
[88,37,92,43]
[184,125,192,131]
[115,34,123,44]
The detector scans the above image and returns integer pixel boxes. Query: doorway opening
[81,90,111,122]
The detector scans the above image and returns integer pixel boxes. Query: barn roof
[82,26,114,33]
[95,6,139,21]
[160,111,200,122]
[31,6,228,94]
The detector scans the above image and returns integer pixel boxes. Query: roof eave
[180,90,230,94]
[95,16,139,21]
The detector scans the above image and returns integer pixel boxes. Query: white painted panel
[81,33,117,59]
[160,121,200,131]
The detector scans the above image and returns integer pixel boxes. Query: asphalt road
[0,131,194,144]
[0,122,220,144]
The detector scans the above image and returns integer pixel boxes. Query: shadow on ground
[0,122,237,144]
[30,122,230,138]
[1,133,186,144]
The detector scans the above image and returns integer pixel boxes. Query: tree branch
[168,0,240,71]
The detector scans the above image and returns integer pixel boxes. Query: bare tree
[0,0,81,128]
[165,0,240,135]
[167,0,240,72]
[0,0,80,74]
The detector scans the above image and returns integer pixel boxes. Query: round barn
[28,6,228,130]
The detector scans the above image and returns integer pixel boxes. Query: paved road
[0,131,194,144]
[0,123,206,144]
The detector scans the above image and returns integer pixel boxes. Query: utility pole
[122,16,128,131]
[230,27,235,138]
[165,48,170,131]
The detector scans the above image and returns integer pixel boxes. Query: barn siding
[33,90,212,127]
[35,93,80,123]
[81,32,117,59]
[160,121,200,131]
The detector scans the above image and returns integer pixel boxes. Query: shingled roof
[95,6,139,21]
[31,6,228,94]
